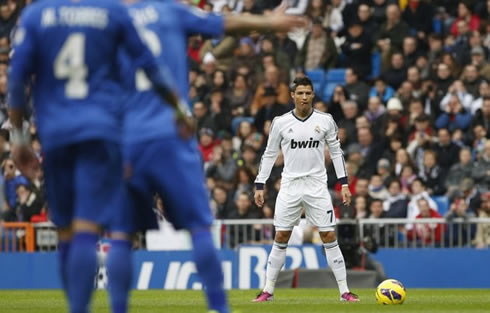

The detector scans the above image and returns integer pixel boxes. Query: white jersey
[255,109,347,185]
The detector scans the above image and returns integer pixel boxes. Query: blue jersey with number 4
[120,1,224,143]
[9,0,162,151]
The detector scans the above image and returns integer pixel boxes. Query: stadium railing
[220,218,490,249]
[2,218,489,252]
[0,222,35,252]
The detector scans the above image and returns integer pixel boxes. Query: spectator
[2,159,29,219]
[253,87,289,132]
[435,94,472,132]
[353,195,368,219]
[338,100,358,141]
[368,174,389,201]
[199,128,218,164]
[341,20,372,79]
[295,17,338,71]
[227,74,253,117]
[376,3,410,53]
[383,179,408,218]
[470,80,489,115]
[324,0,345,34]
[407,178,438,222]
[471,46,490,81]
[357,3,377,42]
[445,147,473,198]
[471,96,490,135]
[329,85,350,122]
[194,101,215,131]
[376,158,392,185]
[402,36,422,67]
[274,32,298,66]
[440,80,474,113]
[208,89,232,132]
[450,2,480,37]
[399,164,417,195]
[401,0,434,40]
[473,192,490,249]
[418,150,446,196]
[345,67,370,110]
[15,183,44,222]
[472,140,490,192]
[434,128,461,171]
[462,64,482,98]
[365,96,386,136]
[229,191,259,219]
[259,36,291,78]
[407,114,435,169]
[382,52,407,90]
[411,198,444,245]
[445,195,477,246]
[369,77,396,105]
[250,65,290,116]
[357,127,385,177]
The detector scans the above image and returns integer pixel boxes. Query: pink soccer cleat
[252,291,274,302]
[340,292,360,302]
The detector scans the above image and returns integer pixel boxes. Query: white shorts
[274,177,335,232]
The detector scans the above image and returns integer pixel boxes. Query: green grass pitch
[0,289,488,313]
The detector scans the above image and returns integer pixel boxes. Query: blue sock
[191,230,228,313]
[107,239,132,313]
[67,232,98,313]
[58,240,71,295]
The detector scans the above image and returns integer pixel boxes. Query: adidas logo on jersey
[291,138,320,149]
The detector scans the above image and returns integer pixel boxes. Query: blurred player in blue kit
[7,1,188,313]
[117,1,304,313]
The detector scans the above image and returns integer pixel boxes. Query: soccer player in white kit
[253,76,360,302]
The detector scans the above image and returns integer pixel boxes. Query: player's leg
[147,138,228,313]
[303,178,359,302]
[69,140,124,313]
[43,146,76,297]
[255,179,302,302]
[106,148,156,313]
[255,230,292,301]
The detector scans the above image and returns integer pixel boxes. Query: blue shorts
[121,137,213,233]
[43,140,124,230]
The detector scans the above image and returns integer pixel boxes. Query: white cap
[387,97,403,111]
[203,52,216,64]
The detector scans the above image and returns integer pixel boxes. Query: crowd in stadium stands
[0,0,489,248]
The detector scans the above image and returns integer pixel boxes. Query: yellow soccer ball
[375,279,406,304]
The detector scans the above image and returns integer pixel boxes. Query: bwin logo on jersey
[291,138,320,149]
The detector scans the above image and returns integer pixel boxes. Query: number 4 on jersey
[54,33,88,99]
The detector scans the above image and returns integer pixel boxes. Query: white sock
[263,241,287,294]
[324,240,349,295]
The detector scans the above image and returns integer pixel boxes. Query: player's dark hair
[291,76,314,92]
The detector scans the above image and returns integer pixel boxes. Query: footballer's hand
[270,3,306,31]
[176,114,196,140]
[341,185,352,206]
[12,144,41,181]
[254,190,265,207]
[174,98,196,139]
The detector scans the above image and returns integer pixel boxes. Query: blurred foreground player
[253,76,360,302]
[116,1,305,313]
[8,1,184,313]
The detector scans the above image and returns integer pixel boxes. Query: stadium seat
[305,69,326,93]
[370,52,381,79]
[325,68,346,83]
[432,196,450,216]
